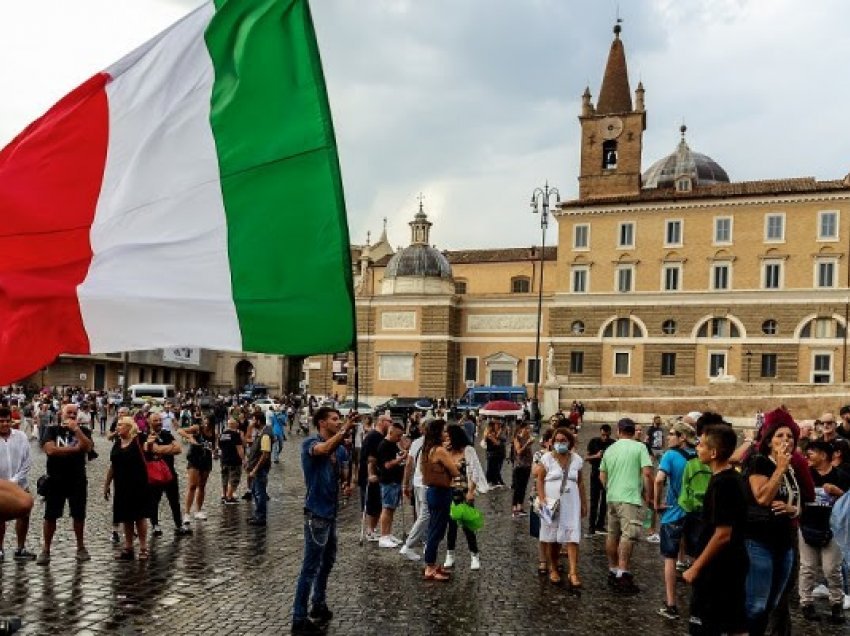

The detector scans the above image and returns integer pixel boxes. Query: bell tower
[577,23,646,200]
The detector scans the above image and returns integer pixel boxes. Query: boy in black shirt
[585,424,615,534]
[375,422,406,548]
[683,424,748,636]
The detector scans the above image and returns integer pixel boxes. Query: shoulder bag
[137,437,173,487]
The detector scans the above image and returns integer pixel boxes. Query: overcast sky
[2,0,849,250]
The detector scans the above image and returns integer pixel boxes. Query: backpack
[678,456,712,513]
[831,492,850,560]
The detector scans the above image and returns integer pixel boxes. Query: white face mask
[554,442,570,454]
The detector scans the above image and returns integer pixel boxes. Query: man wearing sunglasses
[37,403,93,565]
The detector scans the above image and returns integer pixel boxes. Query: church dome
[384,243,452,279]
[642,126,730,189]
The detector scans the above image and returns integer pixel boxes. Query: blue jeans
[251,467,269,521]
[272,435,284,462]
[745,539,794,636]
[424,487,452,565]
[292,513,337,622]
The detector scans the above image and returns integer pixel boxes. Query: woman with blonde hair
[104,416,151,560]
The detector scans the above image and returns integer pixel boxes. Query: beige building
[318,23,850,419]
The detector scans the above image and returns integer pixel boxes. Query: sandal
[138,548,150,561]
[115,549,134,561]
[537,562,548,576]
[423,568,450,582]
[548,570,561,584]
[568,574,582,589]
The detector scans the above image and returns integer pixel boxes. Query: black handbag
[800,524,833,548]
[36,474,50,497]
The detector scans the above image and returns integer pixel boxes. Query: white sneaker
[388,535,402,546]
[812,584,830,598]
[844,593,850,611]
[470,553,480,571]
[646,533,661,544]
[443,550,455,568]
[399,545,421,561]
[193,511,207,520]
[378,536,398,549]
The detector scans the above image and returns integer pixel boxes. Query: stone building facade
[314,24,850,420]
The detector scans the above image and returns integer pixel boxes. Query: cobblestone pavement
[0,434,844,635]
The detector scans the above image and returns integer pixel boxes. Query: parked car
[337,400,373,417]
[252,397,279,413]
[373,397,434,421]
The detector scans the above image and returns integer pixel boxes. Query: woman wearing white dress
[533,427,587,586]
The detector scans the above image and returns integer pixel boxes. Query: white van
[129,384,177,406]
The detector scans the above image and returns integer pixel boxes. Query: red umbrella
[478,400,524,417]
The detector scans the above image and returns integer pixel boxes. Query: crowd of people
[1,386,849,635]
[293,402,850,635]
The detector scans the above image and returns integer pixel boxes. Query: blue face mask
[554,442,569,454]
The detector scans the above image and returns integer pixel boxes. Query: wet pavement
[0,433,845,635]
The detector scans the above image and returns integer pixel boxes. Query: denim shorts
[381,483,402,510]
[659,518,685,559]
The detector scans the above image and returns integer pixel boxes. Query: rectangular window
[454,280,467,294]
[526,358,541,384]
[616,266,633,293]
[151,369,159,384]
[714,217,732,244]
[661,353,676,377]
[712,263,730,290]
[574,224,589,249]
[763,261,782,289]
[618,222,634,248]
[138,368,147,383]
[614,351,630,376]
[818,210,838,240]
[760,354,777,378]
[571,267,588,293]
[570,351,584,374]
[463,357,478,383]
[663,265,680,291]
[665,220,682,246]
[817,260,836,288]
[709,352,727,378]
[765,213,785,241]
[813,353,832,384]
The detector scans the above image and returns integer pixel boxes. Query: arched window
[761,319,778,335]
[602,140,618,169]
[571,320,585,335]
[662,320,677,335]
[454,280,467,295]
[511,277,530,294]
[603,317,644,338]
[696,317,740,338]
[800,317,846,339]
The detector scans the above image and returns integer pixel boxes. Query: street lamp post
[529,182,560,431]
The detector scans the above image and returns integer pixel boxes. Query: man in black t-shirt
[146,412,191,537]
[38,403,94,565]
[359,415,390,541]
[683,424,748,636]
[218,418,244,503]
[585,424,615,534]
[375,422,406,548]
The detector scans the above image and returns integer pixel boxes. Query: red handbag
[136,437,173,486]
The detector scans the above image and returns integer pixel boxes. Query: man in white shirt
[161,403,176,433]
[0,406,35,560]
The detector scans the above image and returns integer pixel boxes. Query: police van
[455,386,527,414]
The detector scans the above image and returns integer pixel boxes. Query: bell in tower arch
[602,140,618,170]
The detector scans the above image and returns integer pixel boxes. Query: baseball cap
[683,411,702,424]
[672,421,697,443]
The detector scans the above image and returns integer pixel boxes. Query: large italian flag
[0,0,355,384]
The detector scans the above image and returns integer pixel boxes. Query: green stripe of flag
[206,0,355,354]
